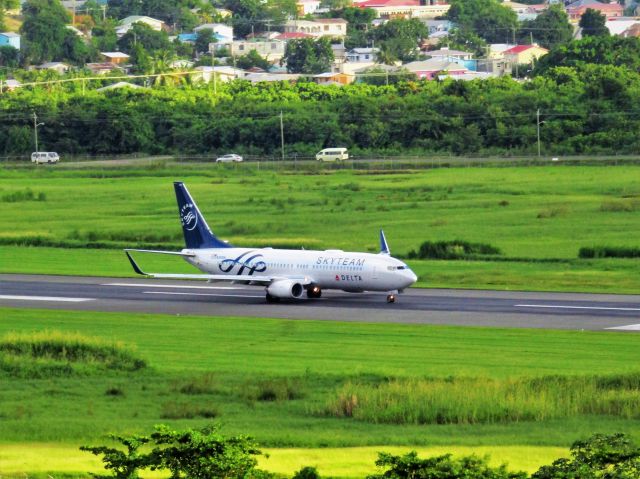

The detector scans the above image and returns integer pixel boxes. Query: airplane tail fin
[174,182,232,249]
[379,229,390,255]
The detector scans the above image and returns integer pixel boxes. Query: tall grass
[0,330,146,377]
[324,374,640,425]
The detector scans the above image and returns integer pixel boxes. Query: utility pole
[280,111,285,162]
[536,108,541,158]
[33,112,44,153]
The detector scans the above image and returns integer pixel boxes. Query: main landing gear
[386,291,398,303]
[307,285,322,299]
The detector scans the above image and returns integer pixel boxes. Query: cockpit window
[387,265,408,271]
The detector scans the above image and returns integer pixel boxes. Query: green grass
[1,163,640,292]
[0,307,638,476]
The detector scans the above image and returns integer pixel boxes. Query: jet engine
[267,280,304,299]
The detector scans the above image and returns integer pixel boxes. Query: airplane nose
[409,271,418,284]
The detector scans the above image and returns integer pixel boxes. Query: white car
[215,154,243,163]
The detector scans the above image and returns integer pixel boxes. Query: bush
[367,451,527,479]
[406,240,501,260]
[579,246,640,259]
[0,330,146,378]
[293,466,321,479]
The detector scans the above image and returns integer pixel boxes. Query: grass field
[1,163,640,292]
[0,307,638,477]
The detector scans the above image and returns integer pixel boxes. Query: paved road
[1,274,639,331]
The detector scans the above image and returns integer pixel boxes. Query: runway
[1,274,639,331]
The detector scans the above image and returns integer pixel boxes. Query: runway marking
[0,295,94,302]
[516,304,640,312]
[105,283,246,290]
[606,324,640,331]
[143,291,264,299]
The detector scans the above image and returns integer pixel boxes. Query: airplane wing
[124,251,311,285]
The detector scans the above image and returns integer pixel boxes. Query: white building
[194,23,234,41]
[284,19,348,39]
[346,48,379,63]
[117,16,165,37]
[230,39,286,61]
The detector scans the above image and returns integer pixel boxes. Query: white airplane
[125,182,417,303]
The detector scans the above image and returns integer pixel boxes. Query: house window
[365,55,369,60]
[324,25,329,31]
[239,44,244,51]
[271,43,276,49]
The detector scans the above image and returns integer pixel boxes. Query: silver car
[215,154,243,163]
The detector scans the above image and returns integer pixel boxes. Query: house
[245,72,302,83]
[502,44,548,65]
[230,39,286,61]
[487,43,517,59]
[605,18,640,36]
[355,0,450,20]
[346,47,379,63]
[1,79,21,91]
[193,66,245,83]
[296,0,321,16]
[96,81,143,92]
[353,64,407,82]
[117,16,166,36]
[284,19,348,38]
[565,0,624,21]
[425,47,473,61]
[85,62,121,74]
[0,32,20,50]
[100,52,130,65]
[621,23,640,37]
[194,23,233,42]
[273,32,314,41]
[37,62,71,74]
[422,19,453,35]
[403,58,469,79]
[313,72,355,85]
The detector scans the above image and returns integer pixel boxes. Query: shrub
[245,378,306,402]
[293,466,321,479]
[579,246,640,259]
[406,240,501,260]
[160,401,219,419]
[367,451,527,479]
[0,330,146,378]
[323,373,640,425]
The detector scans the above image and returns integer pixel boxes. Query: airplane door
[372,265,378,279]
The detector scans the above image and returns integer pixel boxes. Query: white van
[316,148,348,162]
[31,152,60,164]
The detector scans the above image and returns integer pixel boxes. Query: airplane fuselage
[183,247,417,292]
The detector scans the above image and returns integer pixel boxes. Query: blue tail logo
[174,182,232,249]
[180,203,198,231]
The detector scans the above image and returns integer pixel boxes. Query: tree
[532,433,640,479]
[518,5,573,49]
[195,28,215,55]
[0,45,19,68]
[236,49,271,70]
[82,424,267,479]
[446,0,518,44]
[20,0,72,64]
[91,20,119,52]
[439,27,487,58]
[117,22,173,56]
[225,0,296,38]
[579,8,609,37]
[129,43,152,74]
[0,0,19,31]
[282,38,334,74]
[80,434,150,479]
[370,18,429,62]
[367,451,527,479]
[533,36,640,75]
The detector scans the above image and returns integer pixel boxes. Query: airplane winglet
[125,250,148,276]
[379,229,390,255]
